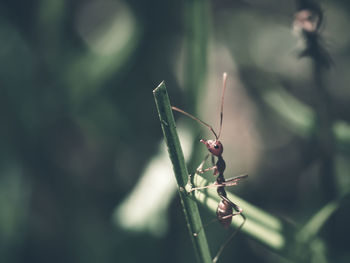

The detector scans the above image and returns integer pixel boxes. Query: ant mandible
[172,73,247,263]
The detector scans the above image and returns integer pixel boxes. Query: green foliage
[1,1,350,263]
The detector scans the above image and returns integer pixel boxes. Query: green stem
[153,82,212,263]
[184,0,210,111]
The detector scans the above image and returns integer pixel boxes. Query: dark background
[1,0,350,263]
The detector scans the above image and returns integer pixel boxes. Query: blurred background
[1,0,350,262]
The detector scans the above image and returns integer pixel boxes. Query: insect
[172,73,247,263]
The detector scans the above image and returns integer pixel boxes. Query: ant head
[200,139,223,156]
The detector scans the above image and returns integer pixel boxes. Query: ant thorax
[200,139,223,156]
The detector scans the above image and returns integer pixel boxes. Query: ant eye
[214,145,219,149]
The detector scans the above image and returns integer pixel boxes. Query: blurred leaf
[262,86,314,137]
[297,201,339,243]
[0,164,30,263]
[113,142,177,237]
[334,121,350,152]
[68,0,141,103]
[262,86,350,153]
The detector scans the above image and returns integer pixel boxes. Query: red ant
[172,73,247,263]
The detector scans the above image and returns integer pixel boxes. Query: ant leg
[211,154,215,166]
[220,174,248,187]
[212,214,246,263]
[220,195,244,216]
[196,154,217,175]
[187,154,211,193]
[197,166,217,174]
[188,174,247,193]
[197,154,217,174]
[195,154,210,173]
[213,196,246,263]
[188,181,229,192]
[187,155,219,193]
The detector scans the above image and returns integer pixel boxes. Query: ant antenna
[172,106,219,140]
[217,72,227,140]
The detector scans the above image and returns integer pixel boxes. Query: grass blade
[153,81,212,263]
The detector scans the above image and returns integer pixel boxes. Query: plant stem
[313,61,336,201]
[295,0,336,201]
[184,0,210,111]
[153,82,212,263]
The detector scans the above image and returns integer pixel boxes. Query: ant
[172,73,247,263]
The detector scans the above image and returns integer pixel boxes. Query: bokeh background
[1,0,350,262]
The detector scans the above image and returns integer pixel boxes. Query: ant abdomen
[217,199,233,229]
